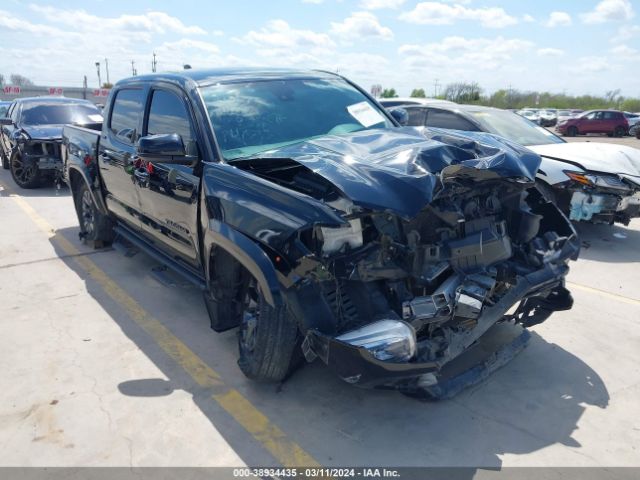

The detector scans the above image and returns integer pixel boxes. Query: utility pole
[104,58,110,84]
[152,52,157,73]
[131,60,137,76]
[433,78,440,98]
[95,62,101,88]
[83,75,87,99]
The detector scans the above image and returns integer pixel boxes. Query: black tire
[74,182,115,248]
[237,279,299,383]
[10,150,40,188]
[566,126,578,137]
[636,129,640,140]
[614,126,626,138]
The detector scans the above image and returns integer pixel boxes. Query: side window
[425,109,477,131]
[585,112,597,120]
[146,89,197,156]
[109,89,145,144]
[405,107,427,126]
[603,112,616,120]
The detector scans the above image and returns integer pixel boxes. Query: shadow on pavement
[49,226,609,469]
[0,170,70,198]
[574,221,640,263]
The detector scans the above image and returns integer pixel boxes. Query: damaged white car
[386,103,640,225]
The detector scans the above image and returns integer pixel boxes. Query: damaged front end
[14,129,65,181]
[233,129,580,393]
[557,171,640,225]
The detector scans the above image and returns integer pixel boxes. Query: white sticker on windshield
[88,114,103,122]
[347,101,385,128]
[536,126,554,136]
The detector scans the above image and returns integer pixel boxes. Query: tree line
[380,82,640,112]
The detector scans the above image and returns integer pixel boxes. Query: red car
[556,109,628,137]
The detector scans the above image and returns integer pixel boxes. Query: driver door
[136,86,202,269]
[580,111,600,134]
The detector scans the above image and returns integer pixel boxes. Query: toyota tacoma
[63,69,579,395]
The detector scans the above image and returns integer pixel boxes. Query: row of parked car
[0,69,634,398]
[516,107,640,136]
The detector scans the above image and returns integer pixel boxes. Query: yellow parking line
[567,281,640,306]
[3,185,320,468]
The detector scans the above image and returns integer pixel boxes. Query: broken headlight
[336,319,417,362]
[320,218,363,255]
[564,171,629,191]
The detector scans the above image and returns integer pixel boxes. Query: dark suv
[556,110,628,137]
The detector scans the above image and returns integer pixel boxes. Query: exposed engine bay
[230,128,580,391]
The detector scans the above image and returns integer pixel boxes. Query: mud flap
[406,322,531,401]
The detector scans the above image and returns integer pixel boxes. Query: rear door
[98,87,147,227]
[136,85,202,269]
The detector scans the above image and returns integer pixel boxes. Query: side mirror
[388,107,408,126]
[0,118,13,126]
[136,133,195,165]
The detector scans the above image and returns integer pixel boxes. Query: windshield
[200,78,392,160]
[468,109,564,146]
[21,103,103,126]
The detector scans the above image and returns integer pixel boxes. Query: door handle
[134,168,149,187]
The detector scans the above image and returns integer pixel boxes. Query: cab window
[146,89,197,155]
[109,89,145,144]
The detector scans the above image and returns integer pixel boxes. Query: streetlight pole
[95,62,101,88]
[104,58,110,85]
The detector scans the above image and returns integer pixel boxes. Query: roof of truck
[118,68,340,88]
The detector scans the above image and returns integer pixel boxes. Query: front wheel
[566,126,578,137]
[10,151,40,188]
[237,279,300,383]
[74,182,115,248]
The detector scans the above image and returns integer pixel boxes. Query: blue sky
[1,0,638,96]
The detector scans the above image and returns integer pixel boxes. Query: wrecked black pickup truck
[63,69,579,395]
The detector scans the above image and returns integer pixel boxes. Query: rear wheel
[74,182,114,248]
[614,126,626,138]
[237,278,300,383]
[10,151,40,188]
[566,126,578,137]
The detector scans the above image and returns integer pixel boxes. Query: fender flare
[67,164,110,216]
[204,219,283,308]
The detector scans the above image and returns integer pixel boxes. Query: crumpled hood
[529,142,640,179]
[20,124,63,141]
[250,127,541,218]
